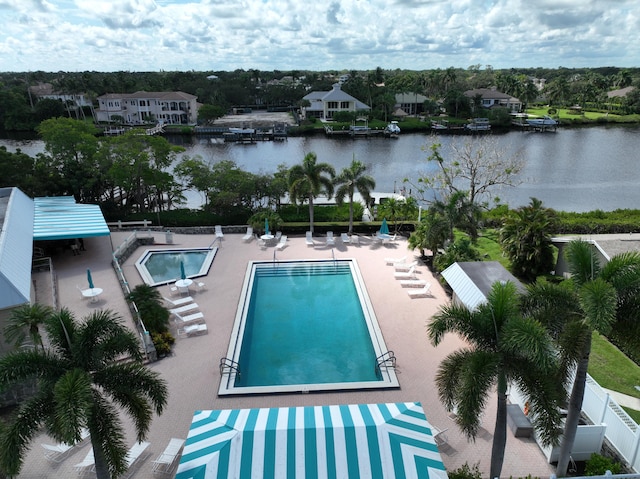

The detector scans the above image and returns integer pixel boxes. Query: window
[327,101,338,109]
[340,101,350,109]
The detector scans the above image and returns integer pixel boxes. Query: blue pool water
[134,248,217,286]
[234,261,382,389]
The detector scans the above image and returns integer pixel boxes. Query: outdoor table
[175,278,193,294]
[260,234,275,245]
[82,287,103,303]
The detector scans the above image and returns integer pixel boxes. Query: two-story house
[463,88,522,112]
[95,91,198,125]
[301,84,370,120]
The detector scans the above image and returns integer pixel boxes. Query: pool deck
[18,231,556,478]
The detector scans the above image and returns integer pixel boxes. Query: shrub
[584,453,621,476]
[448,463,482,479]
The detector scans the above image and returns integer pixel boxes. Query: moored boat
[465,118,491,131]
[525,115,558,127]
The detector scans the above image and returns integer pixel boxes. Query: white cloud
[0,0,638,71]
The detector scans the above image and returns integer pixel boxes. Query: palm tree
[0,308,168,478]
[334,158,376,234]
[4,303,54,351]
[288,152,335,234]
[126,283,170,333]
[523,240,640,476]
[428,281,563,479]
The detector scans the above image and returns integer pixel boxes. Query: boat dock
[194,123,288,142]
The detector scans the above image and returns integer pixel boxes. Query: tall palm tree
[334,158,376,234]
[288,152,335,234]
[4,303,54,351]
[428,281,563,479]
[0,308,168,478]
[523,240,640,476]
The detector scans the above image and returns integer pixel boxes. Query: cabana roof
[33,196,110,240]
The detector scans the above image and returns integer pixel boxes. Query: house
[29,82,93,110]
[394,92,428,116]
[95,91,198,125]
[607,86,636,99]
[464,88,522,112]
[301,84,370,120]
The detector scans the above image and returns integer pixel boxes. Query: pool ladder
[375,351,396,373]
[219,357,241,377]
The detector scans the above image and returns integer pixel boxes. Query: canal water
[3,125,640,212]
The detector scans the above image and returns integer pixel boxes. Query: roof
[98,91,196,101]
[441,261,524,311]
[464,88,520,102]
[33,196,110,241]
[0,187,34,310]
[395,92,428,103]
[176,402,448,479]
[607,86,635,98]
[303,84,370,110]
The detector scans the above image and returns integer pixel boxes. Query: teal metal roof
[176,402,448,479]
[33,196,110,240]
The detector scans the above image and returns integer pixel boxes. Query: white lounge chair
[341,233,350,243]
[124,441,150,478]
[169,303,199,316]
[152,437,185,473]
[275,235,288,250]
[395,260,419,271]
[42,428,90,462]
[394,266,416,279]
[242,226,253,242]
[162,296,194,307]
[214,225,224,239]
[73,449,95,472]
[385,255,407,265]
[305,231,314,246]
[407,283,432,298]
[275,231,282,241]
[174,311,205,325]
[178,323,208,337]
[351,234,360,245]
[326,231,335,246]
[399,279,428,288]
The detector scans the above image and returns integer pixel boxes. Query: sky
[0,0,638,73]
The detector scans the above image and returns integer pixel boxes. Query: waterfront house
[301,83,370,120]
[464,88,522,112]
[394,92,428,116]
[95,91,198,125]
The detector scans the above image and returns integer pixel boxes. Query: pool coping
[218,258,400,396]
[134,246,218,286]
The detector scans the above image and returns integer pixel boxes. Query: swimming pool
[135,247,217,286]
[219,259,399,395]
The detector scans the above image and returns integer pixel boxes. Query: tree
[4,303,54,351]
[288,152,335,234]
[0,308,168,478]
[378,196,418,234]
[500,198,559,282]
[334,158,376,234]
[433,237,481,273]
[126,284,171,334]
[408,211,448,261]
[428,282,563,479]
[523,241,640,476]
[430,190,482,242]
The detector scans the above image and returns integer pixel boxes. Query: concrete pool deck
[18,230,555,478]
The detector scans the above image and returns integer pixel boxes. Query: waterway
[3,125,640,212]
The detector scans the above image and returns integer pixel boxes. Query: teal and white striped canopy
[33,196,110,240]
[176,402,448,479]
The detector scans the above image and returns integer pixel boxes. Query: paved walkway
[18,231,557,478]
[603,389,640,410]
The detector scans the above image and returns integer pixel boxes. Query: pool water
[134,248,217,286]
[220,260,399,395]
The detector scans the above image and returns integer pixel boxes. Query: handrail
[208,236,222,249]
[375,351,396,373]
[219,357,241,377]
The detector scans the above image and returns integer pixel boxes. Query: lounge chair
[385,255,407,265]
[42,428,90,462]
[169,303,199,316]
[351,234,360,245]
[407,283,432,298]
[124,441,151,478]
[214,225,224,239]
[152,437,185,473]
[73,449,95,473]
[341,233,350,244]
[178,323,208,337]
[174,311,204,325]
[275,231,282,241]
[242,226,253,242]
[276,235,288,250]
[399,279,428,288]
[326,231,335,246]
[305,231,314,246]
[162,296,194,307]
[395,260,419,271]
[394,266,416,279]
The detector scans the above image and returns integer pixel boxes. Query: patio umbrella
[87,269,94,289]
[380,218,390,235]
[180,261,186,280]
[176,402,448,478]
[265,218,270,235]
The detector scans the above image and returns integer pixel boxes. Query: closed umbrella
[265,218,270,235]
[380,218,390,235]
[180,261,186,280]
[87,269,94,289]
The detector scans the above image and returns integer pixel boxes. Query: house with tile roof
[301,83,370,120]
[394,92,428,116]
[464,88,522,112]
[95,91,198,125]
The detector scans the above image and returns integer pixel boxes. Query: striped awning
[33,196,110,240]
[176,402,448,479]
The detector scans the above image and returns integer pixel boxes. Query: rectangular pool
[219,259,399,395]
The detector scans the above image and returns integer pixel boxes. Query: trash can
[165,231,173,244]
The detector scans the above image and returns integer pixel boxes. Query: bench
[107,220,152,229]
[507,404,533,438]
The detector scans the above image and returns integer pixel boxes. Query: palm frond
[578,278,618,334]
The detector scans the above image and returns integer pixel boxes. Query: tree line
[2,66,640,131]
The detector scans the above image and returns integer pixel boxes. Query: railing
[208,236,222,249]
[375,351,396,373]
[219,358,241,377]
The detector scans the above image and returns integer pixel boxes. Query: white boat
[525,115,558,127]
[385,121,401,135]
[228,127,256,134]
[465,118,491,131]
[431,120,449,130]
